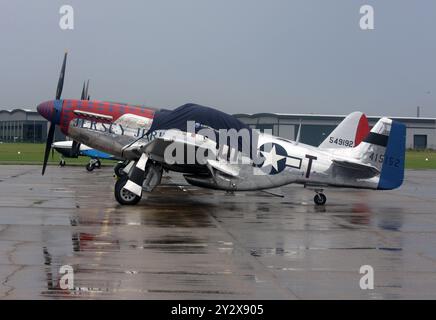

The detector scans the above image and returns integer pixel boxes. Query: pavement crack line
[0,168,38,183]
[1,240,27,298]
[0,225,10,235]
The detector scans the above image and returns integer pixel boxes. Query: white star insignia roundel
[261,145,286,171]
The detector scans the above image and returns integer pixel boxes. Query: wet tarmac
[0,165,436,299]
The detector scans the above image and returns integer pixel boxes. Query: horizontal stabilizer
[332,159,380,176]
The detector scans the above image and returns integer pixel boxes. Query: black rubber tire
[114,175,141,205]
[94,159,101,168]
[114,162,127,177]
[59,160,66,167]
[314,193,327,206]
[86,163,95,172]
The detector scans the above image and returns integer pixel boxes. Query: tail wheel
[314,193,327,206]
[86,162,95,172]
[114,175,141,205]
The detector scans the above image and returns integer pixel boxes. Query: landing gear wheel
[114,175,141,205]
[94,159,101,168]
[314,193,327,206]
[86,162,96,172]
[114,162,127,177]
[59,159,66,167]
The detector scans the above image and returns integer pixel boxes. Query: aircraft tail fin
[319,111,369,149]
[350,117,406,190]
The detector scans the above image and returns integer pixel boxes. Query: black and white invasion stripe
[123,153,148,196]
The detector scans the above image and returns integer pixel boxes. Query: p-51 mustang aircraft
[37,53,405,205]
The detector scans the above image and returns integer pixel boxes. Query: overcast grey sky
[0,0,435,116]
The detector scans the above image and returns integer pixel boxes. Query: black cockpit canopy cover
[146,103,257,159]
[147,103,250,133]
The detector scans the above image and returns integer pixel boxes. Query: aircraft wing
[206,159,240,177]
[141,137,173,162]
[122,130,241,176]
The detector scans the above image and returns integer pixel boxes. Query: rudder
[377,120,406,190]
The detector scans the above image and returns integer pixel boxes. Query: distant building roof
[233,112,436,124]
[0,108,37,113]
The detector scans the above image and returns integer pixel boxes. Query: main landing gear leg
[114,175,141,205]
[313,189,327,206]
[114,155,162,206]
[114,160,129,177]
[114,155,149,206]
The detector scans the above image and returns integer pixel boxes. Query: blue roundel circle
[257,143,288,175]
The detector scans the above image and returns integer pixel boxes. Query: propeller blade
[72,140,81,157]
[55,52,68,100]
[42,52,67,175]
[42,122,56,175]
[80,81,86,100]
[85,80,90,100]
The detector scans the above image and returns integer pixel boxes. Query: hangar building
[234,113,436,150]
[0,109,64,143]
[0,108,435,149]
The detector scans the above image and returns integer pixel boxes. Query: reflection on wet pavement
[0,166,436,299]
